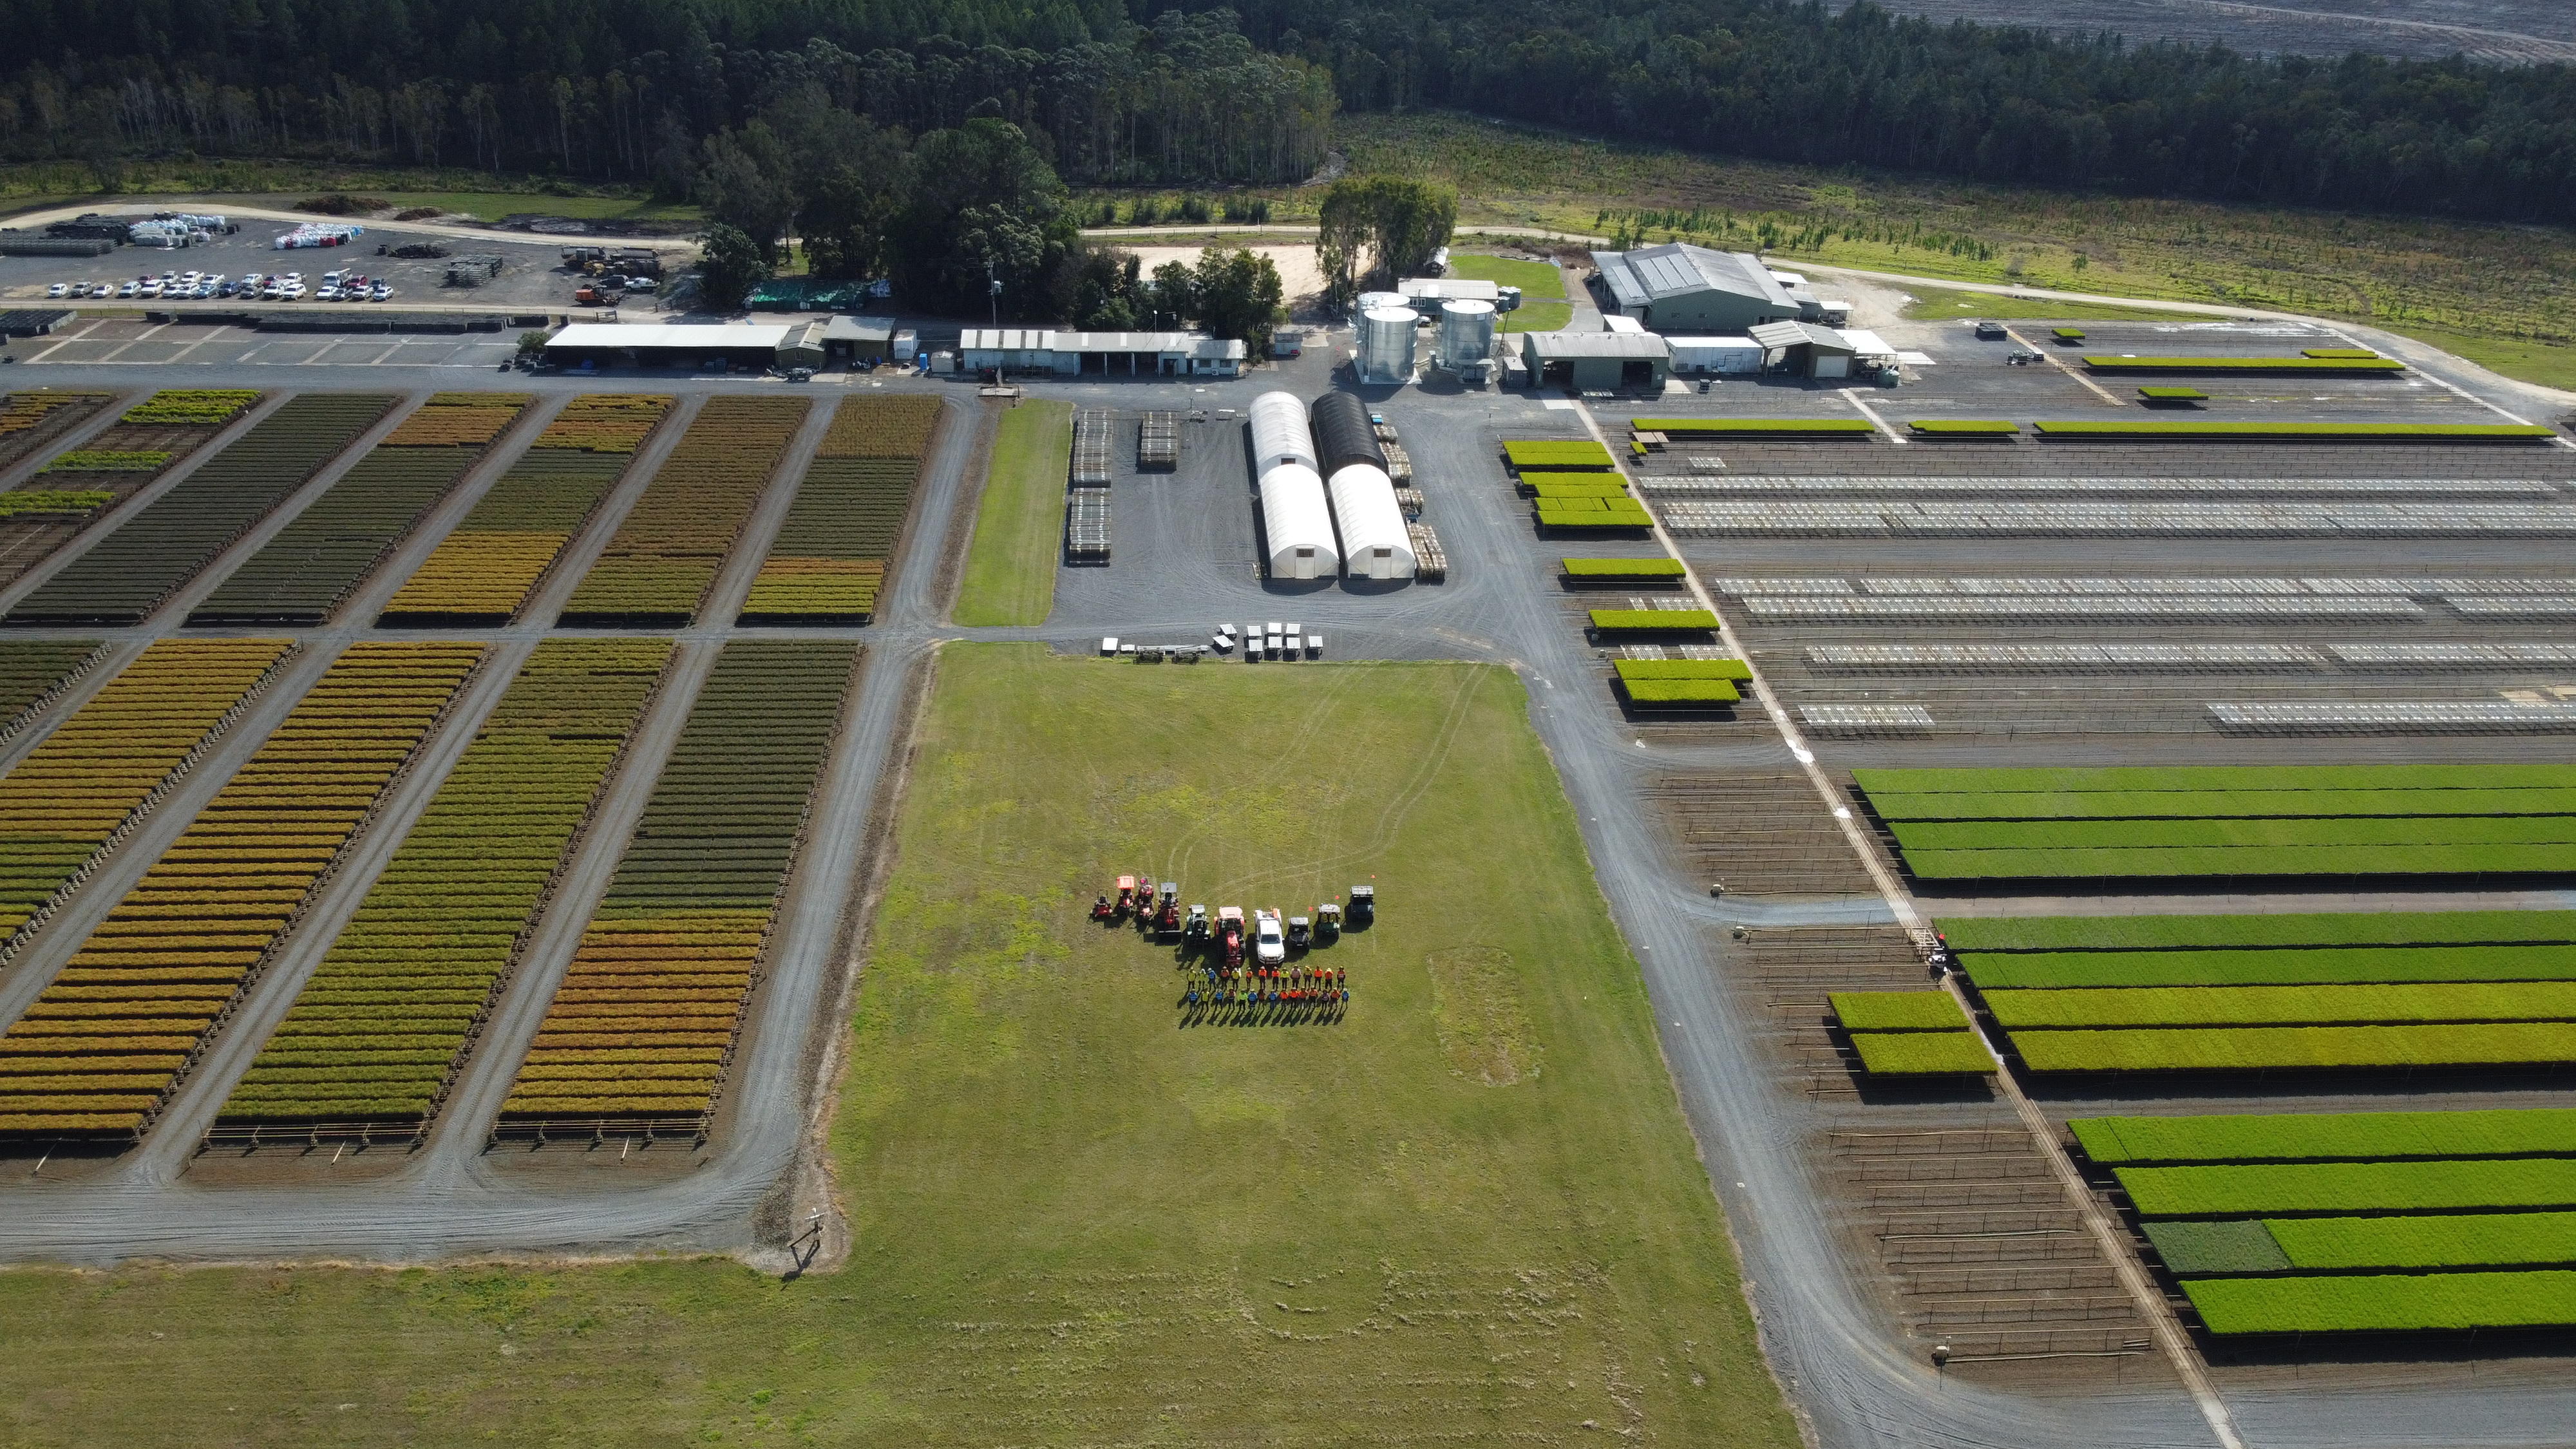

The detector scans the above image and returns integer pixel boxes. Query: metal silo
[1439,299,1495,369]
[1357,307,1417,384]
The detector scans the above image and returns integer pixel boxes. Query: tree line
[0,4,1328,189]
[1213,0,2576,224]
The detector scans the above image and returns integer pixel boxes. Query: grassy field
[0,159,701,223]
[952,402,1070,627]
[1897,285,2192,325]
[1340,111,2576,392]
[0,645,1796,1446]
[1448,254,1576,332]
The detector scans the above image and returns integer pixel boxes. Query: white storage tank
[1356,290,1408,315]
[1249,391,1318,475]
[1325,462,1417,581]
[1439,299,1495,368]
[1356,307,1418,384]
[1257,463,1340,580]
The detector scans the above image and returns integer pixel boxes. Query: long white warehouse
[1325,462,1417,580]
[1249,391,1316,475]
[1258,463,1340,580]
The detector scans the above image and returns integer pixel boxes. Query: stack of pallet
[1072,408,1112,485]
[1139,412,1179,470]
[1066,488,1111,563]
[1394,488,1426,518]
[1407,522,1447,581]
[1381,442,1412,481]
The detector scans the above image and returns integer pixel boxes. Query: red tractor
[1153,882,1182,935]
[1217,907,1247,971]
[1113,875,1139,919]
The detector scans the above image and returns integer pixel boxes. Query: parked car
[117,281,138,298]
[370,283,392,301]
[44,283,67,298]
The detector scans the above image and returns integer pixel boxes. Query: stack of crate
[1381,442,1412,482]
[1072,408,1112,485]
[1065,489,1111,563]
[1408,522,1447,582]
[1139,412,1179,470]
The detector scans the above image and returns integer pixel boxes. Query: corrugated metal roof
[1591,244,1794,308]
[1520,330,1672,360]
[549,323,791,348]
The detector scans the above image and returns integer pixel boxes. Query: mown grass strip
[1939,909,2576,954]
[1908,419,2019,435]
[954,400,1072,627]
[2267,1211,2576,1271]
[1850,1030,1995,1074]
[1629,418,1875,436]
[1589,609,1718,632]
[1988,981,2576,1030]
[1561,556,1683,580]
[2185,1271,2576,1334]
[2031,419,2552,440]
[1830,991,1971,1032]
[1502,439,1615,470]
[2016,1021,2576,1074]
[2071,1108,2576,1166]
[1860,764,2576,799]
[1961,943,2576,990]
[2119,1156,2576,1217]
[1894,815,2576,853]
[1873,787,2576,822]
[1903,842,2576,880]
[2080,355,2406,374]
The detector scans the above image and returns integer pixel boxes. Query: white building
[958,328,1244,377]
[1258,463,1339,580]
[1324,463,1417,580]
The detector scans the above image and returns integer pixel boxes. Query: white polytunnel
[1325,462,1417,580]
[1258,462,1340,580]
[1249,390,1316,476]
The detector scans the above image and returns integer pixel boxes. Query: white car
[90,281,113,298]
[315,286,341,301]
[45,283,67,298]
[259,279,283,299]
[1253,909,1286,967]
[117,281,139,298]
[370,283,392,301]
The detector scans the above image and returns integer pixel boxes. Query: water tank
[1249,391,1316,475]
[1356,307,1417,384]
[1356,290,1407,315]
[1440,299,1495,368]
[1309,392,1386,476]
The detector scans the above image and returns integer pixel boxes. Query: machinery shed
[1325,462,1417,580]
[1257,462,1340,580]
[1520,330,1672,392]
[822,315,895,362]
[1750,320,1859,379]
[1668,336,1764,375]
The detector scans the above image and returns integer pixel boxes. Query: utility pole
[986,256,1001,329]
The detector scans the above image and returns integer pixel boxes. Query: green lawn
[0,645,1797,1446]
[1448,255,1575,332]
[1501,299,1575,332]
[1447,254,1566,299]
[952,401,1070,627]
[365,191,702,222]
[1898,285,2190,324]
[2380,323,2576,393]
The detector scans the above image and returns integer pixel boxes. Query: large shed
[958,328,1244,377]
[544,321,795,372]
[1325,463,1417,580]
[1589,244,1800,332]
[1750,320,1859,379]
[1257,463,1339,580]
[1519,330,1672,392]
